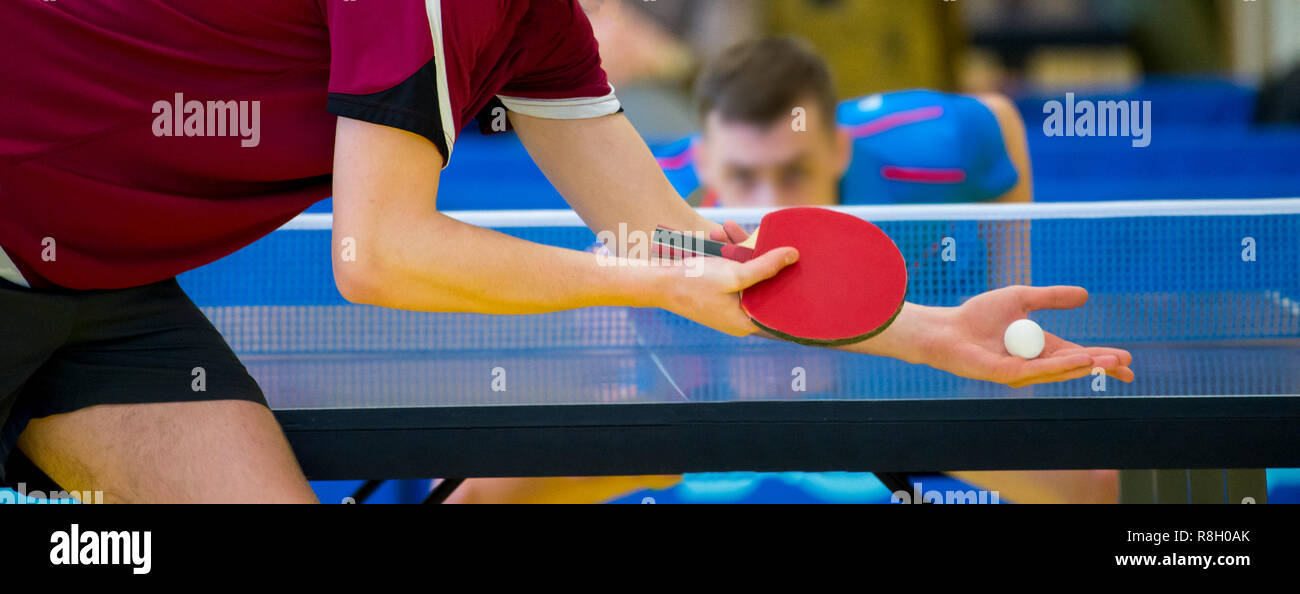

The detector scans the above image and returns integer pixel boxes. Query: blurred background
[361,0,1297,214]
[589,0,1300,135]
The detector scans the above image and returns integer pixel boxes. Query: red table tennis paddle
[653,207,908,346]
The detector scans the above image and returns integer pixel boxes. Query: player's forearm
[834,302,941,365]
[511,111,718,246]
[333,212,664,313]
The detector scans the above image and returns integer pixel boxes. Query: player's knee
[1085,469,1119,504]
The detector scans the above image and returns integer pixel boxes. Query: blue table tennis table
[179,199,1300,503]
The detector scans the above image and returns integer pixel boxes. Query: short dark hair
[695,37,838,132]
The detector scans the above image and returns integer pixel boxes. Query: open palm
[926,285,1134,388]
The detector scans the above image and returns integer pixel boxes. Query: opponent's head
[694,38,851,208]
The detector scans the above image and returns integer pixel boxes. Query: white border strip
[280,198,1300,231]
[424,0,456,166]
[0,245,30,287]
[498,89,622,120]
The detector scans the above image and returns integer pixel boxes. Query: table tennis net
[180,200,1300,356]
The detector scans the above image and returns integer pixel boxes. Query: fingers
[1008,364,1098,388]
[1005,351,1134,387]
[1010,365,1134,388]
[1054,348,1134,374]
[715,220,748,244]
[1017,285,1089,312]
[1108,366,1135,383]
[999,337,1136,387]
[1045,334,1134,369]
[733,246,798,288]
[1052,348,1131,369]
[1083,347,1133,367]
[999,351,1093,381]
[1024,353,1133,384]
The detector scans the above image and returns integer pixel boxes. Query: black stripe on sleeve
[327,58,449,159]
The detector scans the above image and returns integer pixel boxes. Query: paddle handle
[652,227,756,262]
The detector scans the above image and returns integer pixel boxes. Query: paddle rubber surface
[739,208,908,346]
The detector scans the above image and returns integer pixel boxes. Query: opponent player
[1,3,1130,503]
[658,43,1032,207]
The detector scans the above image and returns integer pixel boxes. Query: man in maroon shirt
[0,1,1131,502]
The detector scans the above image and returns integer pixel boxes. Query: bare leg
[948,470,1119,504]
[16,400,318,503]
[447,476,682,504]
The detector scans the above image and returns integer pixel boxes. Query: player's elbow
[333,262,387,306]
[330,225,412,306]
[331,248,470,312]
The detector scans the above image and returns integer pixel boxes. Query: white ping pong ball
[1004,319,1045,359]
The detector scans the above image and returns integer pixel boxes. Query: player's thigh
[17,399,317,503]
[449,476,683,504]
[949,470,1118,504]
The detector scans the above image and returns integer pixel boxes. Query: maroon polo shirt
[0,0,617,289]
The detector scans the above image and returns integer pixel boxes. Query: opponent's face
[696,103,850,208]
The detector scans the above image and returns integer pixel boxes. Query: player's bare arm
[710,222,1133,387]
[331,116,796,337]
[976,93,1034,204]
[841,286,1135,387]
[510,111,718,247]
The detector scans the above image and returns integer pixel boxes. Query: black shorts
[0,277,266,489]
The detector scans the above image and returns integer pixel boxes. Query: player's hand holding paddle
[652,230,801,338]
[656,207,909,345]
